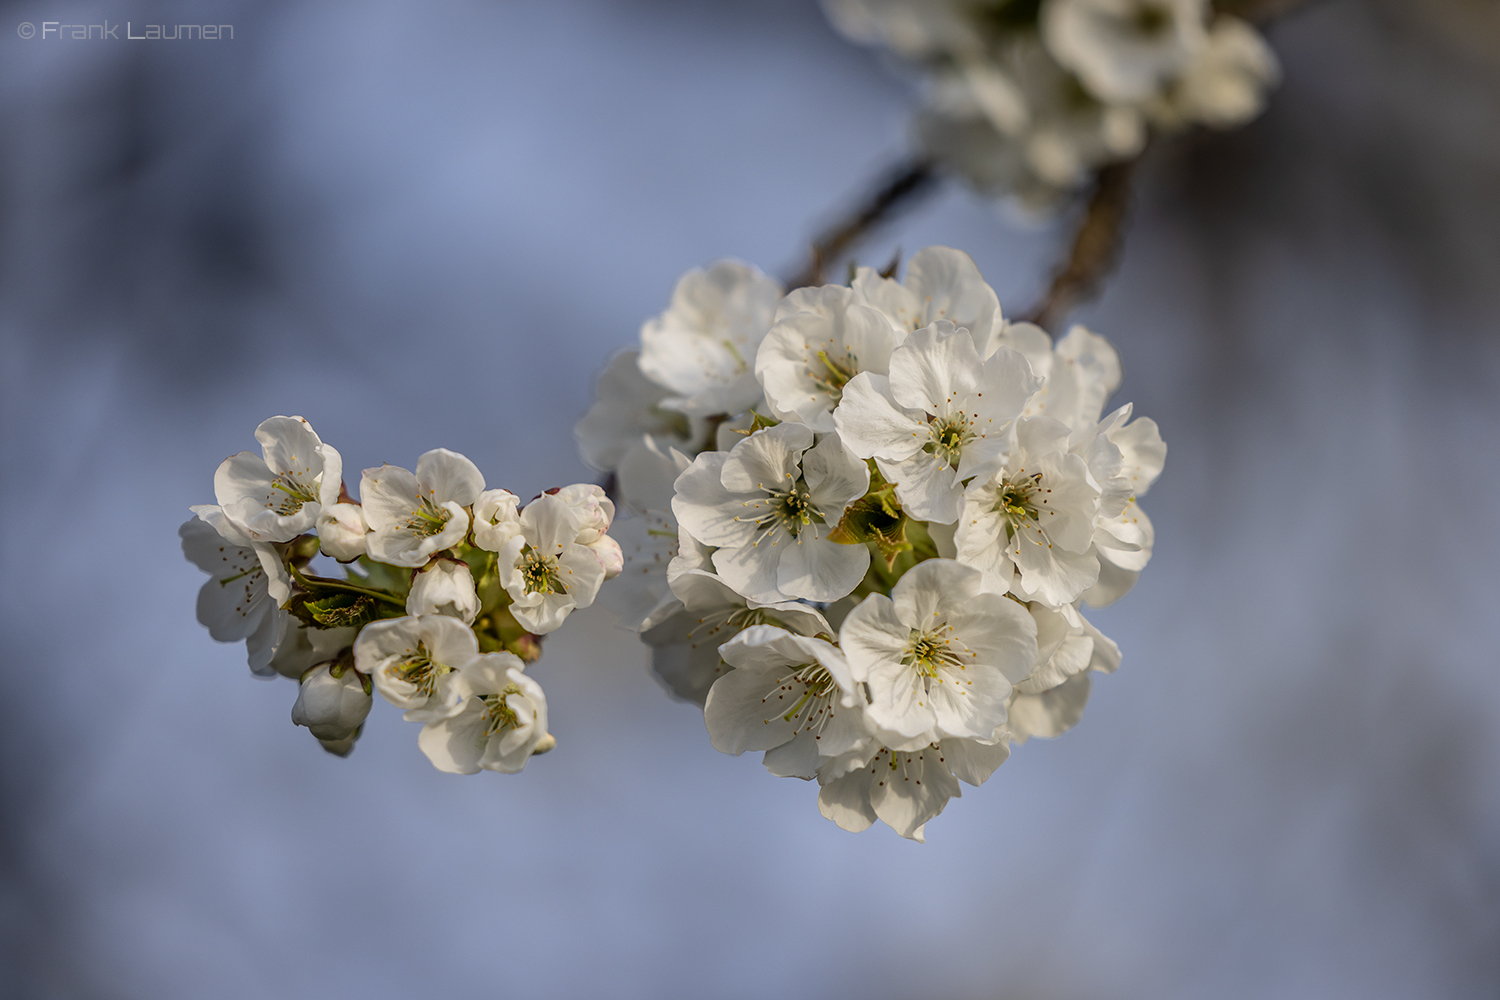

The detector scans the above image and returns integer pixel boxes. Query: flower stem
[1022,156,1139,332]
[289,563,406,607]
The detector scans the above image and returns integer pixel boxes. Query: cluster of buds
[181,416,621,768]
[825,0,1280,206]
[579,245,1164,840]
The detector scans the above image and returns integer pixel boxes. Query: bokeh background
[3,1,1499,997]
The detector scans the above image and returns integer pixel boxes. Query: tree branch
[785,159,937,290]
[1021,157,1138,332]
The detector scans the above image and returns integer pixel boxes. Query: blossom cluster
[824,0,1279,205]
[181,416,621,769]
[578,246,1164,840]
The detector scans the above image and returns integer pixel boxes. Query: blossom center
[924,414,974,469]
[481,685,524,736]
[767,662,839,734]
[395,641,450,697]
[405,498,452,538]
[811,349,857,403]
[737,475,825,539]
[903,628,964,678]
[996,471,1044,538]
[520,549,568,595]
[270,474,319,516]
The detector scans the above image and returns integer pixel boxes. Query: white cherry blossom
[494,493,605,634]
[756,284,906,432]
[821,0,987,61]
[955,415,1102,606]
[835,321,1040,523]
[317,502,368,562]
[214,415,342,543]
[637,261,783,418]
[1070,402,1165,606]
[1024,324,1124,432]
[850,246,1004,358]
[815,734,1011,841]
[671,423,871,604]
[1008,671,1092,743]
[920,39,1146,198]
[706,625,870,780]
[292,662,373,743]
[180,512,285,676]
[601,437,691,630]
[406,558,480,624]
[472,488,521,552]
[575,350,697,473]
[352,615,475,721]
[266,620,357,681]
[840,558,1037,746]
[417,653,550,774]
[1155,14,1279,128]
[553,483,623,580]
[360,449,485,568]
[1042,0,1208,104]
[640,569,831,705]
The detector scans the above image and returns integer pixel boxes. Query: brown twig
[785,159,938,289]
[1021,157,1138,332]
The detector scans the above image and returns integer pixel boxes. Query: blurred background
[2,1,1499,997]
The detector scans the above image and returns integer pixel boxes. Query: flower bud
[292,662,373,741]
[553,483,615,544]
[587,535,624,580]
[317,502,368,561]
[406,558,480,623]
[316,732,360,757]
[472,489,522,552]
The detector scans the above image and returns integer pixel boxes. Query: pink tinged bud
[588,535,624,580]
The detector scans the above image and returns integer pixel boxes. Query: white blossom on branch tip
[955,415,1102,606]
[292,662,373,743]
[637,261,783,418]
[640,569,832,705]
[756,284,905,432]
[835,321,1040,523]
[706,625,871,780]
[493,493,605,635]
[851,245,1004,358]
[840,558,1037,746]
[213,415,342,544]
[360,449,485,568]
[353,615,476,722]
[406,558,480,624]
[671,423,871,604]
[417,653,550,774]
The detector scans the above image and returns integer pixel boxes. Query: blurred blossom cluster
[182,416,622,770]
[824,0,1279,205]
[578,246,1164,840]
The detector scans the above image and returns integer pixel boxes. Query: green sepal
[729,411,782,438]
[827,463,912,570]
